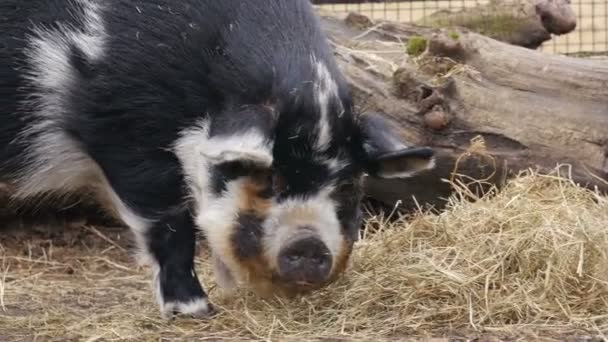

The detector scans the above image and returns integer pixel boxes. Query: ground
[1,172,607,341]
[0,219,603,341]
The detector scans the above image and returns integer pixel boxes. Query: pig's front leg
[145,206,215,319]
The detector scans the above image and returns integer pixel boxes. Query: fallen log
[314,0,577,49]
[321,12,608,211]
[418,0,577,49]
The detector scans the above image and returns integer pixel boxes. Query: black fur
[333,180,365,242]
[147,206,208,309]
[232,213,265,260]
[210,162,244,195]
[208,105,276,139]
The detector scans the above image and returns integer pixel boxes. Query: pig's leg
[86,152,214,318]
[145,206,214,318]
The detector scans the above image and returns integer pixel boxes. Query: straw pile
[1,168,607,340]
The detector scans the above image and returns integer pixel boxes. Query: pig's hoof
[161,297,216,320]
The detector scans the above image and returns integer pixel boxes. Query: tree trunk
[321,13,608,211]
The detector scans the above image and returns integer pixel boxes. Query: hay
[1,168,608,340]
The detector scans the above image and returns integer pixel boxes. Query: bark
[418,0,577,49]
[315,0,577,49]
[321,12,608,211]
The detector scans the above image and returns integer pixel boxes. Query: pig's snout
[278,234,332,286]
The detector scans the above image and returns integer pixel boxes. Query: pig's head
[175,77,435,298]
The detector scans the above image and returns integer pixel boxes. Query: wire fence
[315,0,608,55]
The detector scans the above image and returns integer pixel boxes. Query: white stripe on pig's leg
[101,184,213,319]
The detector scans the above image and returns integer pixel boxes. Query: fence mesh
[316,0,608,55]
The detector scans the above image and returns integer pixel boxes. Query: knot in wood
[424,106,450,131]
[344,12,374,30]
[428,34,467,62]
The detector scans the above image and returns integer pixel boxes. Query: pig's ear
[200,105,277,168]
[357,112,435,179]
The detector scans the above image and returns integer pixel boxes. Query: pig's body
[0,0,434,318]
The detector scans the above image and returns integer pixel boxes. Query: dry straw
[1,167,607,340]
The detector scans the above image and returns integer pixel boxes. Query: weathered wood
[419,0,577,49]
[315,0,577,49]
[320,13,608,210]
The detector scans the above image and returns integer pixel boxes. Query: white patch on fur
[174,119,273,204]
[161,297,212,319]
[173,118,272,209]
[194,179,244,277]
[152,264,163,313]
[103,186,156,269]
[172,121,213,206]
[200,131,274,168]
[311,54,341,151]
[153,265,212,318]
[72,0,107,61]
[194,179,242,234]
[262,187,343,272]
[23,0,106,108]
[15,0,107,199]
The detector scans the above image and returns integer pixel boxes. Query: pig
[0,0,435,318]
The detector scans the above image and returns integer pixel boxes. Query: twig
[0,264,8,312]
[85,226,128,253]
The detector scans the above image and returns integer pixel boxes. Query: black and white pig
[0,0,435,318]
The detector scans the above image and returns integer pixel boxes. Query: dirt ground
[0,218,605,341]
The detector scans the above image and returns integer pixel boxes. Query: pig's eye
[337,181,354,192]
[249,168,286,194]
[336,180,357,193]
[272,172,288,194]
[335,180,362,200]
[250,168,273,184]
